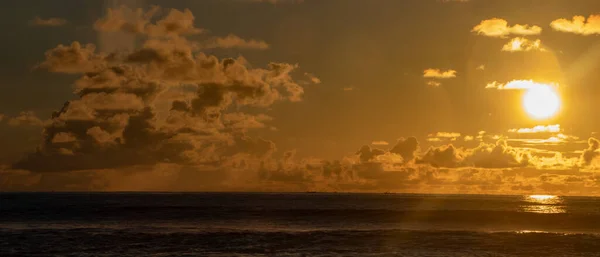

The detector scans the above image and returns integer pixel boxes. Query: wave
[2,227,600,257]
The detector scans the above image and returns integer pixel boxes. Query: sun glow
[523,84,560,119]
[528,195,556,201]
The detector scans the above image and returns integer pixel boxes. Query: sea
[1,193,600,256]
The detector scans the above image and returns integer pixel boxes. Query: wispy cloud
[29,17,67,27]
[203,34,269,50]
[7,111,46,127]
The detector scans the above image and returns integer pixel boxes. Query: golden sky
[2,0,600,195]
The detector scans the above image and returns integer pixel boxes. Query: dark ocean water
[1,193,600,256]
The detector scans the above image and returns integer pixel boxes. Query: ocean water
[1,193,600,256]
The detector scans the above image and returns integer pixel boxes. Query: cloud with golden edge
[501,37,546,52]
[508,124,561,134]
[550,15,600,35]
[423,69,456,79]
[485,80,558,90]
[472,18,542,37]
[371,141,389,146]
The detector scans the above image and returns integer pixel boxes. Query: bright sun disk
[523,84,560,119]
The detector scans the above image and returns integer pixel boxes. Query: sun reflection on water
[521,195,566,214]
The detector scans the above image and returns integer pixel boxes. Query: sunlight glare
[529,195,556,201]
[523,84,560,119]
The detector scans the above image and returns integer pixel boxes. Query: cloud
[472,18,542,37]
[8,112,46,127]
[427,132,461,142]
[356,145,386,163]
[426,81,441,87]
[476,65,485,70]
[10,6,600,195]
[418,140,533,169]
[508,133,579,146]
[485,80,558,90]
[550,15,600,35]
[203,34,269,50]
[434,132,461,138]
[94,5,160,34]
[371,141,389,146]
[423,69,457,79]
[29,17,67,27]
[52,132,77,143]
[6,133,600,195]
[501,37,545,52]
[508,124,561,134]
[95,6,203,37]
[581,138,600,166]
[389,137,419,162]
[304,73,321,84]
[13,6,308,173]
[37,42,105,74]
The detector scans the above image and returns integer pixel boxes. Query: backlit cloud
[423,69,457,79]
[508,124,561,134]
[501,37,545,52]
[550,15,600,35]
[485,80,558,90]
[472,18,542,37]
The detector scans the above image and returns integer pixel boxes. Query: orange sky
[1,0,600,195]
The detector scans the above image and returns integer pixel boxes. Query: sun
[522,84,560,119]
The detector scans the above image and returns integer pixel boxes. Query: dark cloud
[581,137,599,166]
[14,6,306,173]
[389,137,419,162]
[356,145,386,163]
